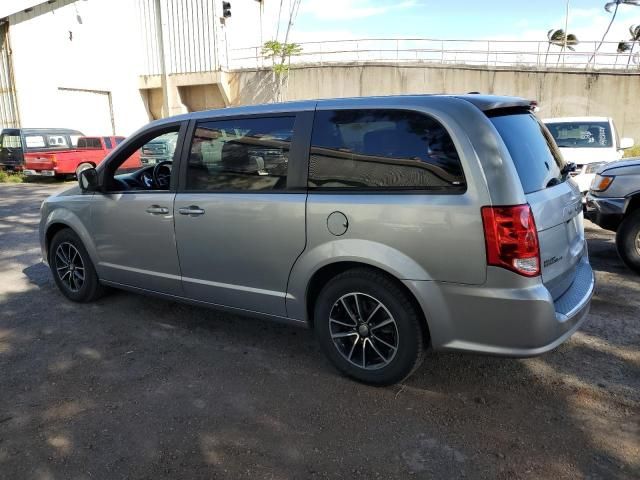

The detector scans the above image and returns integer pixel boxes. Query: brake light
[49,155,57,166]
[481,204,540,277]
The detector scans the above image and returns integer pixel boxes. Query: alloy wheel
[54,242,85,293]
[329,292,399,370]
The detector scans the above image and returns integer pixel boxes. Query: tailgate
[489,112,586,300]
[527,181,585,299]
[25,153,56,170]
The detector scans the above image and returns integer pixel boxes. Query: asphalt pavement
[0,182,638,479]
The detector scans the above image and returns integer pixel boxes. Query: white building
[0,0,277,135]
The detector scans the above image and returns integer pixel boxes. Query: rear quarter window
[309,109,465,192]
[490,113,565,194]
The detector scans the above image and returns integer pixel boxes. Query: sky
[285,0,640,45]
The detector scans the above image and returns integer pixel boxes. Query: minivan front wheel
[314,269,425,385]
[50,229,105,302]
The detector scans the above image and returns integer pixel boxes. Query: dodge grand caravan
[39,95,594,385]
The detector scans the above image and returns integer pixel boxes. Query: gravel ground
[0,182,638,480]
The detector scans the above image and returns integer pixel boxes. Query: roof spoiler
[455,94,535,112]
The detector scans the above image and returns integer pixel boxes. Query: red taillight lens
[481,204,540,277]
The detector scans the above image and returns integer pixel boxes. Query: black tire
[313,268,426,386]
[49,228,106,302]
[616,209,640,274]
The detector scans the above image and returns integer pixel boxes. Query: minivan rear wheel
[49,228,106,302]
[314,269,425,385]
[616,209,640,274]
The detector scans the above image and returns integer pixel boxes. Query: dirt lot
[0,182,638,480]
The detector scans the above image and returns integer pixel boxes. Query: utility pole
[153,0,169,118]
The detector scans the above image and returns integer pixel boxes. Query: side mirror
[620,137,635,150]
[78,167,99,191]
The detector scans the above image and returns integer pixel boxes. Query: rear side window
[24,136,46,148]
[103,137,113,149]
[545,121,612,148]
[185,116,294,191]
[490,113,565,194]
[308,109,465,191]
[46,135,70,148]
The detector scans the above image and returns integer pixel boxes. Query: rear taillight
[481,204,540,277]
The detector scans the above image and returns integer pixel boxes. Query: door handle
[146,205,169,215]
[178,205,205,216]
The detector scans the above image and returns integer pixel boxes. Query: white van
[543,117,634,199]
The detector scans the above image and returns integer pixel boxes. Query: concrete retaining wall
[229,64,640,141]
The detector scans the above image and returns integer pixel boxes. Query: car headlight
[591,174,614,192]
[585,162,606,174]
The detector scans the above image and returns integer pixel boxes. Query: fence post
[487,41,490,67]
[396,39,399,61]
[441,40,444,64]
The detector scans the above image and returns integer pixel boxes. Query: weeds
[0,170,24,183]
[623,144,640,158]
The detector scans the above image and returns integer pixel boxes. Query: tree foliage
[590,0,640,65]
[545,29,579,66]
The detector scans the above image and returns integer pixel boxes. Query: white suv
[543,117,634,200]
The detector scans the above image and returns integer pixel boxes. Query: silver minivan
[40,95,594,385]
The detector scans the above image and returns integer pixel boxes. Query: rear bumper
[23,169,56,177]
[0,163,23,171]
[405,257,594,357]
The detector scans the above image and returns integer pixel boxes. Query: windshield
[545,121,613,149]
[491,113,565,194]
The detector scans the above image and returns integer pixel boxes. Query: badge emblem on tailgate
[544,255,563,268]
[563,201,582,221]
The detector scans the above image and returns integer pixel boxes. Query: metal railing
[228,38,640,72]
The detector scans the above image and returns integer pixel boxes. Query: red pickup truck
[24,136,141,178]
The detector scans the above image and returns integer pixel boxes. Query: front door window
[105,128,180,192]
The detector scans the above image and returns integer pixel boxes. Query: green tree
[615,40,632,66]
[627,24,640,67]
[588,0,640,66]
[545,29,579,66]
[262,0,303,102]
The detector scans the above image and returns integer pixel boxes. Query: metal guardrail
[228,38,640,72]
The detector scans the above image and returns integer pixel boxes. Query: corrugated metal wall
[0,21,20,129]
[138,0,222,76]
